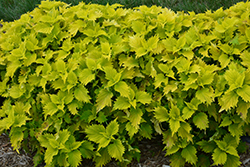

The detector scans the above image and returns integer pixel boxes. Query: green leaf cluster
[1,0,250,166]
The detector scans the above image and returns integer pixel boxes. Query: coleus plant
[0,0,250,166]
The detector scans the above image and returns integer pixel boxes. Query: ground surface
[1,133,250,167]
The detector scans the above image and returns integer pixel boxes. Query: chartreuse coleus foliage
[1,0,250,166]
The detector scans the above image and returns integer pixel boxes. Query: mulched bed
[1,133,250,167]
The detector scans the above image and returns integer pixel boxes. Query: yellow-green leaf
[193,112,209,130]
[107,139,125,161]
[96,89,113,112]
[74,85,90,103]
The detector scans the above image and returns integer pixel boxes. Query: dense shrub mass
[1,0,250,166]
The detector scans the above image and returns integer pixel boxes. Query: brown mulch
[1,133,250,167]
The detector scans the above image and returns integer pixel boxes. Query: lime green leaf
[169,105,181,119]
[246,28,250,41]
[101,42,110,55]
[219,116,232,127]
[50,94,61,105]
[43,102,58,118]
[104,67,121,87]
[237,85,250,102]
[48,137,59,149]
[158,63,175,79]
[237,100,250,120]
[129,35,142,49]
[14,114,30,127]
[68,150,82,167]
[178,122,193,142]
[96,89,113,112]
[166,145,180,156]
[219,54,230,68]
[114,81,131,98]
[119,55,138,70]
[224,69,244,90]
[6,60,21,78]
[240,50,250,67]
[154,106,169,122]
[94,148,111,167]
[230,34,240,45]
[225,146,239,157]
[69,141,82,151]
[67,71,78,85]
[131,20,145,34]
[125,122,138,138]
[193,112,209,130]
[175,35,186,51]
[106,119,119,137]
[175,57,191,74]
[224,154,241,167]
[196,88,214,104]
[108,139,125,161]
[136,91,151,104]
[79,141,94,159]
[38,134,52,148]
[74,85,90,103]
[10,127,23,152]
[45,145,58,165]
[182,50,194,60]
[228,124,243,138]
[215,140,227,151]
[163,130,177,150]
[85,124,110,149]
[57,130,70,145]
[120,68,135,80]
[9,85,25,99]
[219,91,238,111]
[215,24,226,33]
[86,58,97,70]
[146,35,159,51]
[163,81,178,95]
[42,63,52,75]
[181,145,197,165]
[34,22,54,34]
[79,69,95,85]
[219,43,233,54]
[212,148,227,165]
[169,119,180,135]
[163,38,175,52]
[154,73,166,88]
[182,107,195,120]
[23,52,37,66]
[198,73,214,86]
[68,20,86,36]
[61,38,73,52]
[135,47,147,58]
[62,92,74,105]
[114,96,130,110]
[129,108,143,128]
[85,125,106,143]
[68,100,79,115]
[39,0,64,10]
